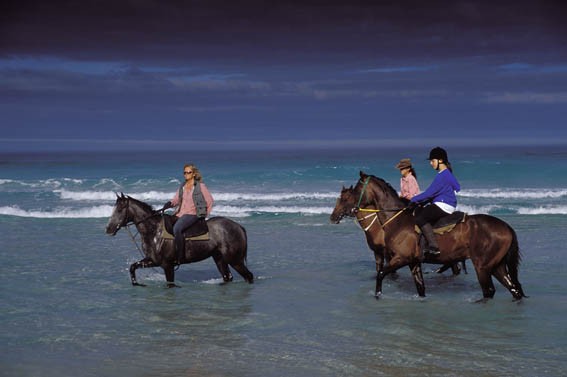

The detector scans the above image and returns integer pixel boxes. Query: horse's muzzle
[329,214,343,224]
[105,224,120,236]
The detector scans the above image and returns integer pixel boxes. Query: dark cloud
[1,0,566,150]
[2,0,566,64]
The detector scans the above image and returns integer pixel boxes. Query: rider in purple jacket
[410,147,460,256]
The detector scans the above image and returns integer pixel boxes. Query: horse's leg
[163,265,180,288]
[230,262,254,284]
[129,257,157,287]
[212,251,233,283]
[375,270,385,298]
[373,249,384,275]
[492,264,524,301]
[434,262,461,275]
[474,267,496,302]
[409,262,426,297]
[375,263,405,299]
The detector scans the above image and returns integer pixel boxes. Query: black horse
[106,193,254,287]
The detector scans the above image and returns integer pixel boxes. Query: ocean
[1,145,566,377]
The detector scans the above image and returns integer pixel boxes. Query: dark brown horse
[330,172,526,301]
[106,194,254,287]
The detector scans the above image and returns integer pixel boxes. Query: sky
[1,0,567,151]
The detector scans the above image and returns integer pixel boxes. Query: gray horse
[106,193,253,287]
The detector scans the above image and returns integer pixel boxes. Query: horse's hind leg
[475,268,496,302]
[492,264,524,300]
[212,251,233,283]
[163,265,180,288]
[230,262,254,283]
[410,262,426,297]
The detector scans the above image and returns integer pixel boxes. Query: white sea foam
[57,189,172,201]
[459,188,567,199]
[1,202,565,219]
[458,204,567,215]
[93,178,121,189]
[517,206,567,215]
[213,204,332,217]
[0,205,114,218]
[0,178,83,188]
[0,203,332,219]
[56,189,337,202]
[214,192,337,201]
[456,204,504,215]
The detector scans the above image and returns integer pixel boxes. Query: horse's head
[330,185,359,224]
[331,171,404,224]
[105,193,131,236]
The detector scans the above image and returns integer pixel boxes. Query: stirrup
[424,247,440,256]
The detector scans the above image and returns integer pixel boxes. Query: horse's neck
[130,203,158,237]
[367,188,402,210]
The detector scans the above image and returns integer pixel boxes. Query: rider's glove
[407,201,418,211]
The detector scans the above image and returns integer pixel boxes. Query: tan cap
[395,158,412,170]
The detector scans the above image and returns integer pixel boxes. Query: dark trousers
[414,204,448,227]
[173,214,198,261]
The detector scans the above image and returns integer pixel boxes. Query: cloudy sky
[1,0,566,151]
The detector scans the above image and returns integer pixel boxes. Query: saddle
[160,215,210,241]
[415,211,467,235]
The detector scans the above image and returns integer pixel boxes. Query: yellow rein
[356,208,406,231]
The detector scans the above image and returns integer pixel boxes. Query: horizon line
[0,137,565,152]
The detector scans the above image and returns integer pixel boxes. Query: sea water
[1,145,566,377]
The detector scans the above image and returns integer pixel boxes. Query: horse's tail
[241,224,248,264]
[506,225,527,298]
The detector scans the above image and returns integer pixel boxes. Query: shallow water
[1,146,567,376]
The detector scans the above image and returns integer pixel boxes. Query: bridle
[113,197,164,231]
[354,177,406,232]
[111,196,165,257]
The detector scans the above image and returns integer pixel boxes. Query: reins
[355,177,406,231]
[118,197,164,258]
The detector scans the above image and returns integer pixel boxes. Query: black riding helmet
[428,146,449,163]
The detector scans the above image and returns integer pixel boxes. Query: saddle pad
[414,211,467,235]
[160,217,210,241]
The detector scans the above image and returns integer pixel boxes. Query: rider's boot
[421,223,440,257]
[174,236,184,265]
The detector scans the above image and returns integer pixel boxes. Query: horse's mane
[367,175,401,200]
[127,195,156,214]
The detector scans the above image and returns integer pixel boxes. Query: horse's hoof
[167,283,181,288]
[475,297,491,303]
[375,292,382,300]
[132,282,147,287]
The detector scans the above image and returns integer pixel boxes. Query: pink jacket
[171,183,214,217]
[400,174,420,200]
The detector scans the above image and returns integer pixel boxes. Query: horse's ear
[115,192,120,198]
[349,185,353,190]
[360,171,367,179]
[120,192,125,198]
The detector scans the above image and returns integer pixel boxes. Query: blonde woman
[163,163,214,263]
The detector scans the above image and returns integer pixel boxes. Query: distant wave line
[0,205,114,218]
[0,204,334,218]
[459,189,567,199]
[56,189,338,202]
[2,204,567,219]
[2,179,566,200]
